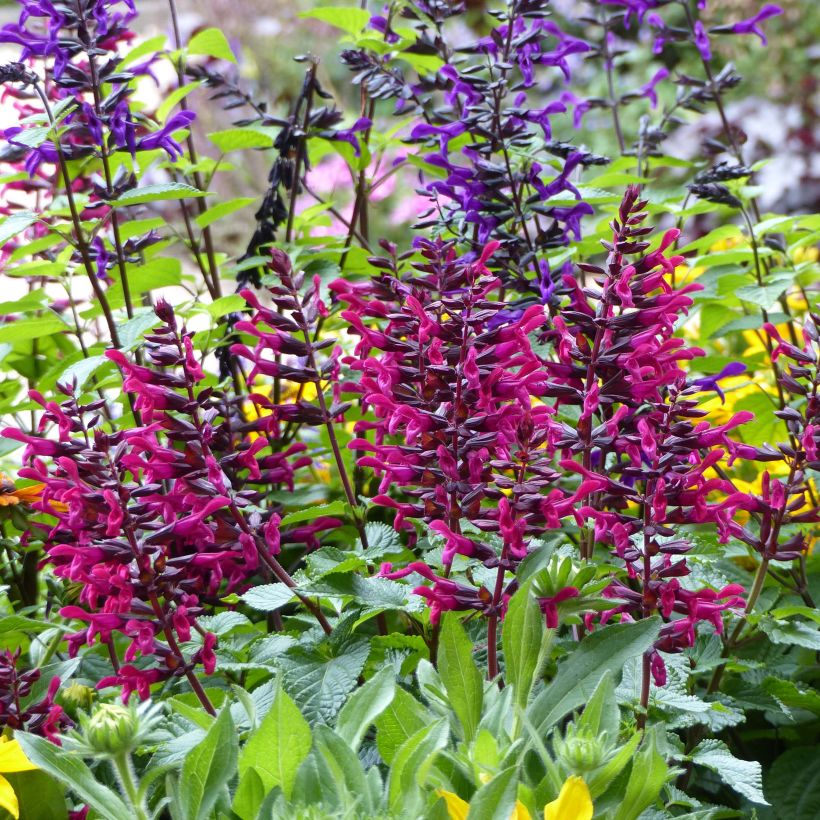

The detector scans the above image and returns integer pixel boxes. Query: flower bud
[59,682,95,713]
[84,703,140,756]
[555,733,605,773]
[553,724,608,775]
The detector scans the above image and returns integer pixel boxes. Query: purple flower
[691,361,747,403]
[135,110,196,160]
[639,67,669,108]
[728,4,783,45]
[694,20,712,61]
[328,116,372,156]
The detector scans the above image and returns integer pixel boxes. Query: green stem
[112,752,149,820]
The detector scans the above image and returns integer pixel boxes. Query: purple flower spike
[692,361,747,403]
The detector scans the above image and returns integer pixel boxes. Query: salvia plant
[0,0,817,818]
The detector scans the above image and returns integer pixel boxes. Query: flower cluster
[539,185,757,684]
[0,651,65,742]
[0,301,332,704]
[345,0,605,304]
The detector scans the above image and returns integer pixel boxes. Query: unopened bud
[84,703,140,756]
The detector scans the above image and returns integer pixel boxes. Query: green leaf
[188,27,237,63]
[240,583,294,612]
[0,614,56,634]
[232,767,266,820]
[208,129,273,153]
[300,7,370,36]
[766,747,820,820]
[387,719,449,811]
[0,315,68,343]
[280,636,370,724]
[614,728,668,820]
[240,680,311,800]
[17,733,130,820]
[336,666,396,751]
[57,355,109,391]
[280,500,348,527]
[313,725,371,812]
[528,617,661,733]
[375,686,430,765]
[179,707,238,820]
[438,614,483,741]
[736,282,789,310]
[503,581,547,712]
[467,767,519,820]
[157,82,200,123]
[760,617,820,651]
[201,294,246,319]
[691,739,768,805]
[118,311,160,350]
[762,677,820,716]
[195,198,257,230]
[0,211,37,246]
[110,183,207,208]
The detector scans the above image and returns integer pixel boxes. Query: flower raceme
[336,187,763,690]
[0,300,335,706]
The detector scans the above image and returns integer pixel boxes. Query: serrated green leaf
[118,311,160,350]
[240,583,294,612]
[691,739,767,805]
[736,282,789,309]
[280,637,370,724]
[57,354,109,391]
[760,618,820,651]
[762,677,820,716]
[766,747,820,820]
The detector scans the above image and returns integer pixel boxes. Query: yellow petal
[0,773,19,819]
[0,740,38,774]
[511,799,532,820]
[544,776,593,820]
[436,788,469,820]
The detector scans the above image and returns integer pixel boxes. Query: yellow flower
[437,776,593,820]
[544,776,593,820]
[437,789,469,820]
[0,738,38,819]
[436,788,531,820]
